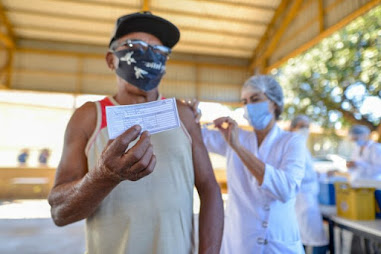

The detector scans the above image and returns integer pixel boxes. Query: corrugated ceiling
[2,0,281,58]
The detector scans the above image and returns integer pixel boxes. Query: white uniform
[348,140,381,181]
[295,150,328,246]
[202,125,305,254]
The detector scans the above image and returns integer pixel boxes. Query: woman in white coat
[347,125,381,181]
[347,125,381,253]
[200,75,306,254]
[290,115,328,254]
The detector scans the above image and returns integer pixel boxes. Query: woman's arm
[214,117,305,202]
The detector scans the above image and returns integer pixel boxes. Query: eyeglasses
[110,39,171,57]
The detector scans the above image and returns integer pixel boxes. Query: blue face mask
[243,101,273,130]
[355,139,367,146]
[114,48,167,91]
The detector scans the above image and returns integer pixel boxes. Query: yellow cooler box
[334,182,375,220]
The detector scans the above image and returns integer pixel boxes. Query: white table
[320,205,381,253]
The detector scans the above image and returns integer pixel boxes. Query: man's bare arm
[48,102,156,226]
[177,101,224,254]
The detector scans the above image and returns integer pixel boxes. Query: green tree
[274,5,381,139]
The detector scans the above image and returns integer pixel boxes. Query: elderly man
[290,115,328,254]
[48,11,223,254]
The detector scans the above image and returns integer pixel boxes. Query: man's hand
[49,104,157,226]
[97,125,156,183]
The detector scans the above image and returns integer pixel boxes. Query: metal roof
[2,0,280,58]
[0,0,380,100]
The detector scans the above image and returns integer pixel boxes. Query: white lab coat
[348,140,381,181]
[202,125,305,254]
[295,150,328,246]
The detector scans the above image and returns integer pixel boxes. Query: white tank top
[85,97,195,254]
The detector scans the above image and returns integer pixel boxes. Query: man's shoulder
[73,101,97,121]
[175,99,196,127]
[68,101,98,140]
[175,99,191,112]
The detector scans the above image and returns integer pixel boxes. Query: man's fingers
[104,139,114,151]
[108,125,142,155]
[123,131,151,165]
[129,144,154,174]
[135,154,157,180]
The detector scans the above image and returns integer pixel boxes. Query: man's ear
[106,52,116,70]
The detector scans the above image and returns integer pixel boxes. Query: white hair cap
[291,115,310,128]
[242,75,284,116]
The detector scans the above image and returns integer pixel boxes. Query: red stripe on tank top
[99,97,114,130]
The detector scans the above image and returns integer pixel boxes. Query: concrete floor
[0,199,356,254]
[0,218,85,254]
[0,200,85,254]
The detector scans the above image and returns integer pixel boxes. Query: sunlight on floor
[0,199,51,219]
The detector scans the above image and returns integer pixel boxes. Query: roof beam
[271,0,362,52]
[251,0,304,71]
[0,0,15,48]
[248,0,290,70]
[265,0,381,72]
[142,0,150,12]
[0,45,14,88]
[0,0,15,89]
[318,0,325,32]
[0,32,13,48]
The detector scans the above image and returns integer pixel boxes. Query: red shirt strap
[99,97,114,129]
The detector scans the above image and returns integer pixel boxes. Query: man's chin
[126,84,159,100]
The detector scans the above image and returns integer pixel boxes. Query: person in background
[347,124,381,181]
[192,75,306,253]
[347,125,381,254]
[17,148,30,166]
[38,148,50,166]
[290,115,328,254]
[48,11,223,254]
